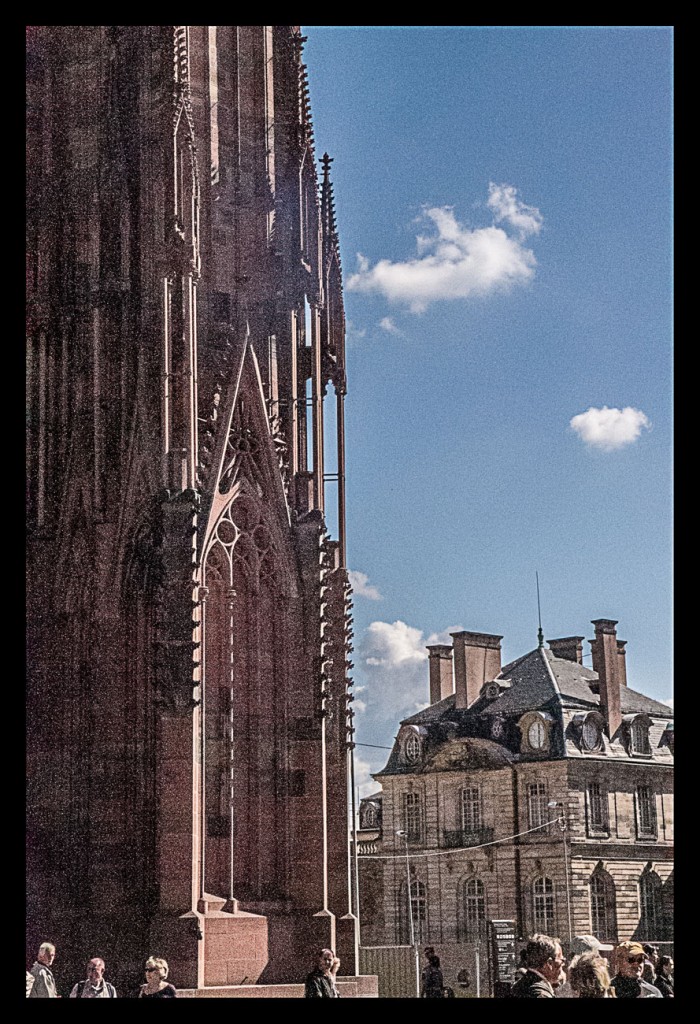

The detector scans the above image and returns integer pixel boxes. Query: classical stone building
[359,620,673,957]
[27,26,358,994]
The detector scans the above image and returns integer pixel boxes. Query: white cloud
[364,620,427,667]
[570,406,651,451]
[379,316,402,335]
[426,625,464,645]
[487,182,543,238]
[347,186,542,313]
[348,570,382,601]
[354,754,381,799]
[662,697,674,709]
[354,698,368,714]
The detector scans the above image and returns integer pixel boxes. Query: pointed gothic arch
[589,863,618,943]
[638,865,664,941]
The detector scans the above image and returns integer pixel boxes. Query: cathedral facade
[27,26,357,993]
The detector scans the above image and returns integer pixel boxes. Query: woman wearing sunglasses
[138,957,177,998]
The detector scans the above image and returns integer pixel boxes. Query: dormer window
[631,718,650,755]
[405,733,421,764]
[624,714,652,757]
[582,713,604,753]
[528,719,546,750]
[519,712,552,754]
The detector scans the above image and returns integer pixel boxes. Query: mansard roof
[376,643,672,778]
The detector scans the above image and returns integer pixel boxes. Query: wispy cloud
[348,570,382,601]
[347,184,542,313]
[662,697,674,709]
[487,182,543,238]
[570,406,651,451]
[379,316,402,335]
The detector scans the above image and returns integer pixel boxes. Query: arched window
[459,877,486,940]
[533,876,555,934]
[362,803,377,828]
[460,786,482,833]
[590,867,617,943]
[399,879,427,944]
[631,717,651,756]
[639,870,663,940]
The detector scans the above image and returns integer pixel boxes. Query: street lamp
[548,801,573,945]
[396,830,421,997]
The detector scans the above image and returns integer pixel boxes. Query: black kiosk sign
[488,919,517,997]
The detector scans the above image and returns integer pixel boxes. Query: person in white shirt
[69,958,117,998]
[28,942,58,998]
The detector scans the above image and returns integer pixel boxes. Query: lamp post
[548,800,573,945]
[396,829,421,997]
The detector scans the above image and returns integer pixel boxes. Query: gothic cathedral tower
[27,26,356,991]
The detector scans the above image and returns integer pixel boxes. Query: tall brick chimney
[450,631,503,709]
[427,645,454,704]
[590,619,622,738]
[617,639,628,687]
[547,636,584,664]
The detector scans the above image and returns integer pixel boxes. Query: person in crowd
[137,957,177,998]
[568,951,615,998]
[420,952,444,998]
[510,933,567,998]
[641,943,659,984]
[28,942,58,998]
[610,941,662,998]
[69,957,117,998]
[654,955,674,998]
[304,948,341,998]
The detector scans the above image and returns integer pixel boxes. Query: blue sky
[303,26,673,795]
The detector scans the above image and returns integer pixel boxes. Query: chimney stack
[547,636,584,664]
[617,639,628,687]
[427,645,454,704]
[451,631,503,709]
[590,619,622,738]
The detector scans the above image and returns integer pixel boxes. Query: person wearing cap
[510,934,567,998]
[570,935,614,957]
[610,941,662,997]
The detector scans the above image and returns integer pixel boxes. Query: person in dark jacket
[654,955,674,998]
[420,953,444,998]
[304,949,341,998]
[510,934,567,998]
[610,941,662,998]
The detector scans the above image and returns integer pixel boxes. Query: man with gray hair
[28,942,58,998]
[510,934,567,998]
[69,958,117,998]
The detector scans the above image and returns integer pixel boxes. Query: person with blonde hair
[568,951,615,998]
[137,956,177,998]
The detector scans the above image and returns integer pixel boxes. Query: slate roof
[377,644,672,777]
